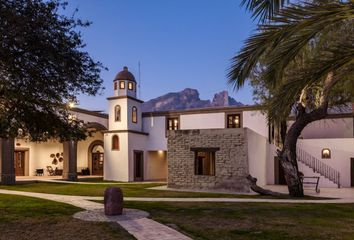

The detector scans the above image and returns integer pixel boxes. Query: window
[115,105,121,122]
[322,148,331,159]
[167,117,179,130]
[112,135,119,150]
[227,114,241,128]
[194,150,216,176]
[128,82,134,90]
[114,81,118,90]
[132,106,138,123]
[119,81,125,89]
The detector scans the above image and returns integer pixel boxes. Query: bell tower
[107,66,143,132]
[104,66,146,182]
[113,66,137,98]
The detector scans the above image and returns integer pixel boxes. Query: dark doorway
[351,158,354,187]
[92,152,104,175]
[134,151,144,181]
[14,151,25,176]
[274,157,286,185]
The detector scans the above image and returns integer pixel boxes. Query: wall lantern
[321,148,331,159]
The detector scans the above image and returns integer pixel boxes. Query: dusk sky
[66,0,256,111]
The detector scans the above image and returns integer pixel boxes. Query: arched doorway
[88,140,104,176]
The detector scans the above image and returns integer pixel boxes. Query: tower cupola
[113,66,137,98]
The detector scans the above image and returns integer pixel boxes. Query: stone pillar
[1,138,16,185]
[62,140,78,181]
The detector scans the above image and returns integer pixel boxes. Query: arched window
[115,105,121,122]
[128,82,134,90]
[112,135,119,150]
[114,81,118,90]
[132,106,138,123]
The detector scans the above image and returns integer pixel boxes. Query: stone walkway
[0,189,192,240]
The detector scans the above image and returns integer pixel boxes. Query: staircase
[296,148,340,188]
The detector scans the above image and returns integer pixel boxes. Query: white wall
[246,128,270,186]
[143,116,167,151]
[14,132,104,176]
[70,110,108,128]
[104,132,129,181]
[128,133,148,181]
[146,151,167,180]
[108,98,143,132]
[108,98,129,130]
[297,138,354,187]
[180,113,225,130]
[77,131,104,171]
[243,110,269,138]
[288,117,353,139]
[127,98,143,132]
[15,139,63,176]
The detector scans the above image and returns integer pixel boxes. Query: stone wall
[167,128,249,192]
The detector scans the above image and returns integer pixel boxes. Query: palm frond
[267,36,354,122]
[241,0,289,21]
[228,2,354,90]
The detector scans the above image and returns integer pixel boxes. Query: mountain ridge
[142,88,243,112]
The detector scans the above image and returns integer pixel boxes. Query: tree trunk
[247,175,284,196]
[278,72,338,197]
[1,137,16,185]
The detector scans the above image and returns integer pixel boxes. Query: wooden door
[14,151,25,176]
[92,152,104,175]
[351,158,354,187]
[134,151,144,181]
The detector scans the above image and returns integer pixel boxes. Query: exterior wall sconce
[321,148,331,159]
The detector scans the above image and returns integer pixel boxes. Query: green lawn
[0,194,134,240]
[74,177,124,183]
[1,191,351,240]
[0,182,253,197]
[0,182,327,199]
[123,201,354,240]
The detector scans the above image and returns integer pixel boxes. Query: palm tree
[229,1,354,197]
[241,0,289,21]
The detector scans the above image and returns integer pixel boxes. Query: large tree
[0,0,105,184]
[229,1,354,196]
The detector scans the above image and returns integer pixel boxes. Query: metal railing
[296,148,340,188]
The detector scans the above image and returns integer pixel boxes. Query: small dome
[114,66,136,82]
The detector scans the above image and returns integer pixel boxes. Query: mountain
[142,88,243,112]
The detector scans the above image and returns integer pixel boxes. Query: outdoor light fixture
[68,102,75,108]
[321,148,331,159]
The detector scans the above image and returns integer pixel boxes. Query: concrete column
[62,140,78,181]
[1,138,15,185]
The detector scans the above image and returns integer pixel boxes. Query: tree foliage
[0,0,105,141]
[229,1,354,123]
[232,0,354,196]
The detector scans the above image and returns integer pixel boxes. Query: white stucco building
[2,67,354,190]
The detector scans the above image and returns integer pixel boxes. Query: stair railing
[296,148,340,188]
